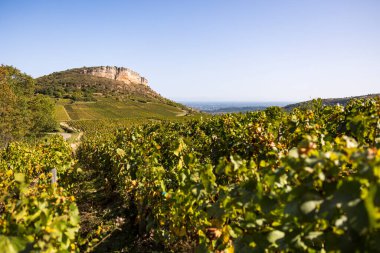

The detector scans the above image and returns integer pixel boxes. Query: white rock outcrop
[83,66,148,86]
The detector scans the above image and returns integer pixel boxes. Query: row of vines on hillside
[68,117,195,135]
[78,99,380,252]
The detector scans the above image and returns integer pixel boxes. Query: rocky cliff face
[83,66,148,86]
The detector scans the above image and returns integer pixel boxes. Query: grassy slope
[54,99,72,121]
[54,105,71,121]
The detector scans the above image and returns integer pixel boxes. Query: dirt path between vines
[69,132,83,152]
[176,110,188,116]
[59,122,83,152]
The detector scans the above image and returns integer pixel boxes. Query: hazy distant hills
[184,93,380,114]
[284,93,380,110]
[183,102,289,114]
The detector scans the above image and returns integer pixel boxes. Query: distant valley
[183,101,289,114]
[184,94,380,114]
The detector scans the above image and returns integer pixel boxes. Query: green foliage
[284,95,380,111]
[78,98,380,251]
[68,115,202,136]
[61,97,188,121]
[0,65,57,146]
[29,95,58,133]
[0,136,80,252]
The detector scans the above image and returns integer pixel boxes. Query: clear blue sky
[1,0,379,102]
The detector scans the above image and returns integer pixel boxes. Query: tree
[0,79,18,144]
[0,65,57,146]
[29,94,57,133]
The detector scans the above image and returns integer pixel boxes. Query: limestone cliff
[83,66,148,86]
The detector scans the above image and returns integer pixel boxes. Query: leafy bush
[0,65,57,146]
[0,136,80,252]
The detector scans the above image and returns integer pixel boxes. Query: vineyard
[67,116,200,135]
[1,98,380,252]
[77,98,380,252]
[0,137,79,252]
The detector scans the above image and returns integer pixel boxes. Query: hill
[36,66,194,121]
[284,93,380,110]
[37,66,170,102]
